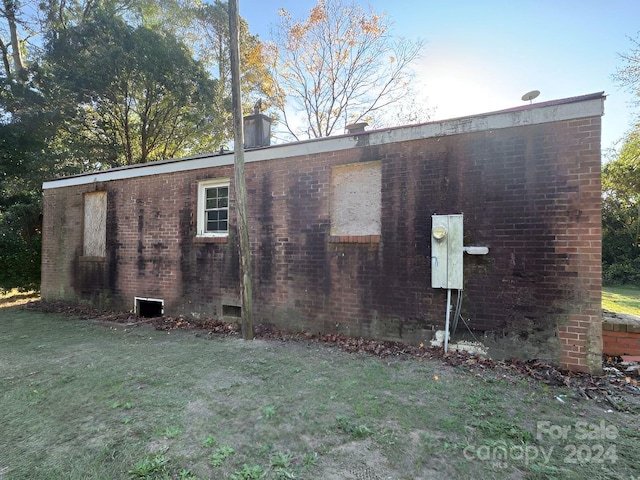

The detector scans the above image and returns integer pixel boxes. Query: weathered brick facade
[42,93,605,373]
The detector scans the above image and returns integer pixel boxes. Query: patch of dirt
[26,300,640,413]
[314,440,396,480]
[315,438,448,480]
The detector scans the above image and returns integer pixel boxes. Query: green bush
[603,259,640,286]
[0,198,42,292]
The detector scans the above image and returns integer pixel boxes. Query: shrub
[603,260,640,286]
[0,198,42,292]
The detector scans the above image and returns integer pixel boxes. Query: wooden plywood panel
[330,161,381,236]
[83,191,106,257]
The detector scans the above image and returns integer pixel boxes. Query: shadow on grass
[0,290,40,308]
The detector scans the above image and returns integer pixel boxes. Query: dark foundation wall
[41,105,602,373]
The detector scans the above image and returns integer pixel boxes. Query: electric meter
[431,214,463,290]
[433,226,447,241]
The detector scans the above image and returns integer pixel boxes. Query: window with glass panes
[204,184,229,233]
[197,179,230,237]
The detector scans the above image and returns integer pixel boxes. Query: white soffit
[43,95,605,190]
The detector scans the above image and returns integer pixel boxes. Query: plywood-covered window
[83,191,107,257]
[330,161,381,237]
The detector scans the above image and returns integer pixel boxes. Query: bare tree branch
[271,0,426,139]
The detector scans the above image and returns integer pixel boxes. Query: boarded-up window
[83,191,107,257]
[330,161,381,236]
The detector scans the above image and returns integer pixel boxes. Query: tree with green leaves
[269,0,426,140]
[45,11,225,166]
[602,128,640,284]
[0,105,49,291]
[40,0,273,164]
[604,34,640,285]
[191,1,275,137]
[0,0,54,291]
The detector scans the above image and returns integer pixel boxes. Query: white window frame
[197,178,230,237]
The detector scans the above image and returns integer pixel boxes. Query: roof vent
[243,100,272,149]
[345,122,368,134]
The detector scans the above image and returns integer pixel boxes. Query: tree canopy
[604,35,640,284]
[47,11,226,166]
[602,127,640,284]
[270,0,426,140]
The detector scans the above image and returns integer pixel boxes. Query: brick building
[41,92,605,373]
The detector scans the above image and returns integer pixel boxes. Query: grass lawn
[0,289,39,308]
[1,305,639,479]
[602,284,640,317]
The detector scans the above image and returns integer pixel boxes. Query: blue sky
[239,0,640,157]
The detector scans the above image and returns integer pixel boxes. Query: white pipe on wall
[444,288,451,352]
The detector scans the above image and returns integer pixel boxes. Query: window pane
[201,182,229,234]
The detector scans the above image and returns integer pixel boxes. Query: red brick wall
[41,115,602,373]
[602,323,640,356]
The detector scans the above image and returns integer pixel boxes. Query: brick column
[557,117,603,374]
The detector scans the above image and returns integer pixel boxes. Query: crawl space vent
[135,297,164,318]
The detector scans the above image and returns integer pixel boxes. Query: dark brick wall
[42,115,602,372]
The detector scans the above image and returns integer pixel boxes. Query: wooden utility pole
[228,0,254,340]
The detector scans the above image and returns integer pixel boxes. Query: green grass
[602,284,640,316]
[0,289,39,308]
[1,305,639,479]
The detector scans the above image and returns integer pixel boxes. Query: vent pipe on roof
[243,100,272,149]
[345,122,368,134]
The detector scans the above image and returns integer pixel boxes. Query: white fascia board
[42,96,604,190]
[42,154,234,189]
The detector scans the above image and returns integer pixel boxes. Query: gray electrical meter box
[431,214,464,290]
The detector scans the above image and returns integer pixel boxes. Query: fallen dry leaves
[26,300,640,411]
